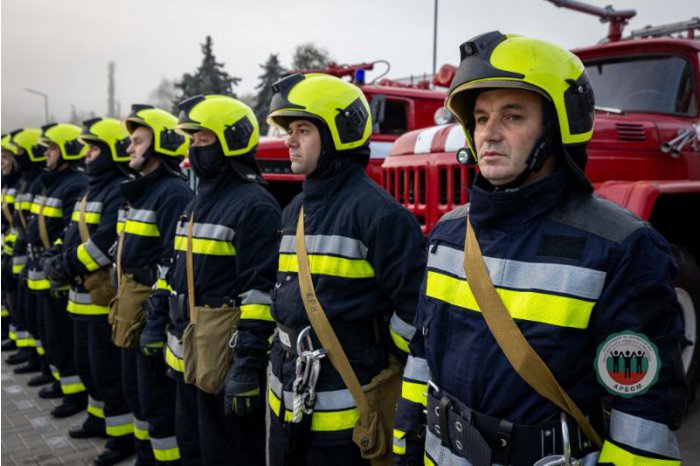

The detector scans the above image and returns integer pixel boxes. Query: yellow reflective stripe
[37,345,46,355]
[268,387,359,430]
[77,243,101,272]
[41,205,63,218]
[153,448,181,462]
[424,453,437,466]
[268,387,295,422]
[124,220,159,237]
[116,221,125,234]
[165,347,184,373]
[9,331,17,340]
[599,440,680,466]
[425,271,593,329]
[52,370,60,380]
[390,328,410,353]
[12,263,25,274]
[240,303,274,322]
[278,253,375,279]
[401,380,427,407]
[30,202,42,214]
[174,235,235,256]
[393,429,407,454]
[28,279,51,290]
[67,300,109,316]
[61,378,86,394]
[134,423,150,441]
[155,279,173,291]
[106,415,133,437]
[1,308,9,317]
[88,403,105,419]
[71,210,101,224]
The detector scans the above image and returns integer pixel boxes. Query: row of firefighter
[0,31,688,466]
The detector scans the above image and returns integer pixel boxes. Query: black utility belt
[276,318,383,357]
[168,293,237,322]
[426,385,596,466]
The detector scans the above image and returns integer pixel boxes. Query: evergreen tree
[173,36,241,110]
[291,43,331,71]
[254,54,286,134]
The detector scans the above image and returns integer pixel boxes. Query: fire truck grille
[615,123,647,141]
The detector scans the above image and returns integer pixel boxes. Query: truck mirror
[370,95,386,133]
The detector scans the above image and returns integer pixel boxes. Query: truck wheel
[672,245,700,402]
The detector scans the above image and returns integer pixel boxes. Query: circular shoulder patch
[595,331,660,398]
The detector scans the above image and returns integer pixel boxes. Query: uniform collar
[120,164,169,203]
[302,164,364,203]
[468,166,569,228]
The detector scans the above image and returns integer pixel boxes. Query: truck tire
[671,245,700,402]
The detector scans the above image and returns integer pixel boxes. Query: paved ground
[2,353,700,465]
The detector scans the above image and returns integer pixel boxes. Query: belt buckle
[533,413,579,466]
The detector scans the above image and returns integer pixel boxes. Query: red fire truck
[254,61,451,205]
[382,2,700,394]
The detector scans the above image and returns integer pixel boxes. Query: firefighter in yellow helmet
[393,31,686,466]
[113,105,192,465]
[42,117,137,464]
[266,74,425,465]
[165,94,279,465]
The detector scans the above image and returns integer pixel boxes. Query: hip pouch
[182,305,241,393]
[109,273,151,348]
[83,267,117,306]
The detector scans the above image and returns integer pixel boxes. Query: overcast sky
[2,0,698,130]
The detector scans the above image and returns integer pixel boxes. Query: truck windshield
[585,55,696,116]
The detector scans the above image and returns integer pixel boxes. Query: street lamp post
[433,0,438,76]
[24,88,49,124]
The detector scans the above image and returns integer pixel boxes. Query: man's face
[191,129,217,148]
[85,144,101,164]
[45,143,62,170]
[285,119,321,176]
[473,88,547,187]
[1,151,14,175]
[127,126,153,171]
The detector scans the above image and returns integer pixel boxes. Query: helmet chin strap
[495,134,550,190]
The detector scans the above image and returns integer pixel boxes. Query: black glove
[223,367,261,416]
[43,254,73,286]
[139,290,170,357]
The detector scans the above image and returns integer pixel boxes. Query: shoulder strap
[78,193,90,242]
[463,218,603,449]
[37,192,51,249]
[1,190,13,227]
[115,228,125,288]
[186,213,196,323]
[295,207,372,417]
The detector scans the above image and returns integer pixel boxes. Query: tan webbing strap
[463,218,603,449]
[185,213,196,323]
[115,228,126,289]
[1,192,13,227]
[37,194,51,249]
[295,207,372,416]
[78,193,90,242]
[17,204,28,231]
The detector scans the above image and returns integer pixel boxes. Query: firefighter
[168,94,279,465]
[265,74,426,466]
[42,118,135,465]
[393,32,687,466]
[20,124,90,420]
[2,134,21,350]
[115,104,192,465]
[4,128,56,387]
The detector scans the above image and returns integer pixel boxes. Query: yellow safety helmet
[79,117,130,162]
[124,104,188,158]
[1,133,18,155]
[267,73,372,152]
[446,31,595,156]
[39,123,87,161]
[10,128,47,162]
[177,95,259,157]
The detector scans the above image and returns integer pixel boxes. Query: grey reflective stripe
[28,270,46,280]
[151,436,178,451]
[425,428,470,465]
[134,418,149,431]
[404,356,429,382]
[280,234,369,259]
[12,256,27,265]
[128,208,157,223]
[270,371,361,411]
[44,196,62,208]
[175,222,234,240]
[106,414,133,427]
[89,397,105,409]
[609,409,680,459]
[393,435,406,449]
[60,375,83,386]
[35,339,43,348]
[84,201,103,213]
[50,364,59,374]
[240,289,272,306]
[117,209,126,222]
[7,188,16,196]
[69,289,92,304]
[167,333,183,358]
[428,245,606,301]
[390,312,416,340]
[85,239,111,267]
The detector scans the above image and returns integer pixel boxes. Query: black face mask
[189,142,227,180]
[86,142,115,176]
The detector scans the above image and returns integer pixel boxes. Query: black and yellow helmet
[79,117,130,162]
[177,95,259,157]
[446,31,595,155]
[38,123,87,161]
[267,73,371,152]
[124,104,188,158]
[10,128,47,162]
[1,133,18,155]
